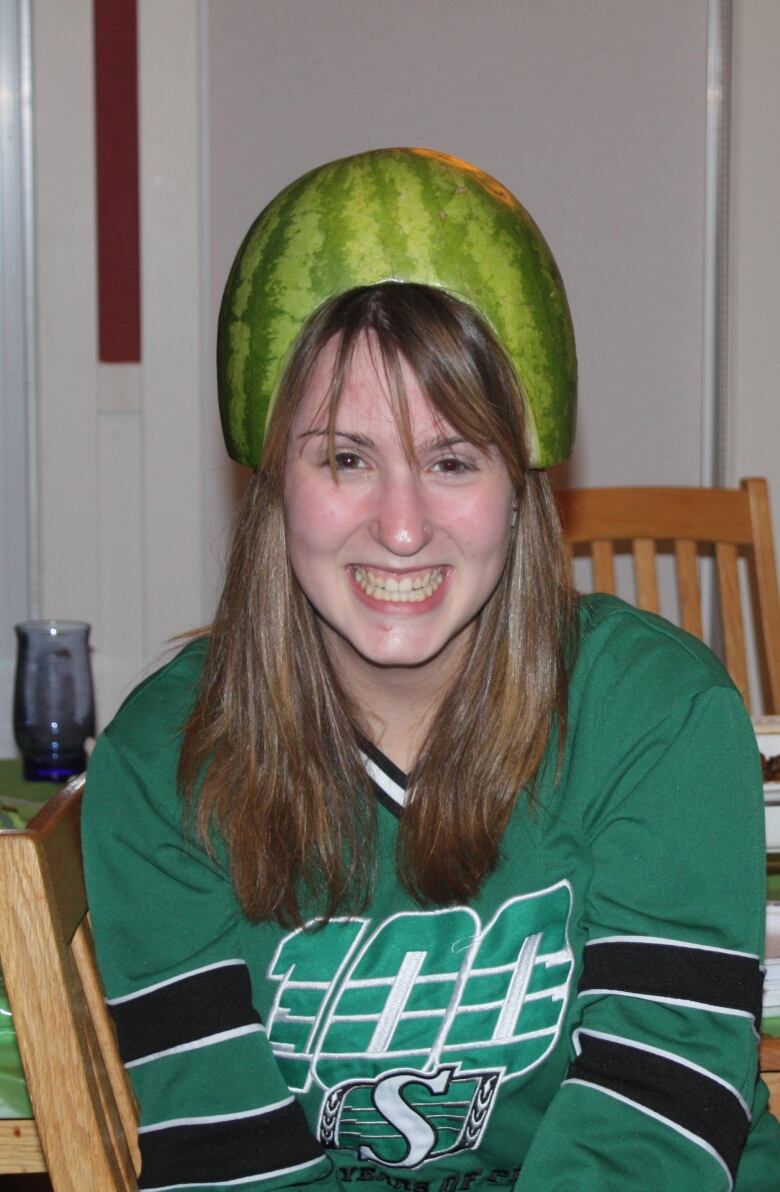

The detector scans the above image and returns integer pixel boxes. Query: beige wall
[10,0,778,746]
[729,0,780,712]
[730,1,780,500]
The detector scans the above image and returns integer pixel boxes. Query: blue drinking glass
[13,620,96,782]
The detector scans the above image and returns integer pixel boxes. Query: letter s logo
[358,1067,454,1167]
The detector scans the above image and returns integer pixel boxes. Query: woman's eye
[332,450,366,470]
[432,456,474,474]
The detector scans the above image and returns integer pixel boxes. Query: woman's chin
[322,618,473,682]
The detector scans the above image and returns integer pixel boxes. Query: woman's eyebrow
[297,429,374,447]
[296,430,473,451]
[419,435,468,452]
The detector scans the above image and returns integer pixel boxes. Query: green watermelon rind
[217,148,577,469]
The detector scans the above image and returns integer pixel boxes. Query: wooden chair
[556,476,780,714]
[0,776,140,1189]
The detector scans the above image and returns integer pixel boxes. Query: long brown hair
[179,283,575,925]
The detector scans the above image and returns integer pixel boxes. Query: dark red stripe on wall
[94,0,140,362]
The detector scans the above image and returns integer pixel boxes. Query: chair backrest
[0,775,140,1190]
[555,476,780,713]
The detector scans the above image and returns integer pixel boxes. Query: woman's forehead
[295,332,439,433]
[309,330,398,395]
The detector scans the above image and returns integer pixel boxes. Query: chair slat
[35,786,87,942]
[744,478,780,711]
[674,539,703,638]
[592,539,616,593]
[760,1034,780,1118]
[633,538,660,612]
[73,919,141,1175]
[715,542,749,709]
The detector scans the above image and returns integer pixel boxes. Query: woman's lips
[348,565,449,610]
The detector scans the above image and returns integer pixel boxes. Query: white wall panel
[0,0,34,755]
[729,0,780,712]
[27,0,204,737]
[731,1,780,525]
[138,0,204,651]
[33,0,99,628]
[96,408,144,728]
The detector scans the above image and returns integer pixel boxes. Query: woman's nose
[370,474,432,556]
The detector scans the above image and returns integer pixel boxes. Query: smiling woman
[287,340,515,679]
[81,149,780,1192]
[285,307,518,718]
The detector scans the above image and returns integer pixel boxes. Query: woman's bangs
[270,281,529,481]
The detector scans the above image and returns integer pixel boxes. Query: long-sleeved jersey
[82,594,780,1190]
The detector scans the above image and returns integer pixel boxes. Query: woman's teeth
[353,567,444,602]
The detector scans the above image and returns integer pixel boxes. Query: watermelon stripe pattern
[217,147,577,469]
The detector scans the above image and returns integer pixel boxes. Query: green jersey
[83,595,780,1190]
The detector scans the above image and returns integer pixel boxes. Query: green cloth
[0,972,31,1117]
[0,758,56,828]
[0,760,59,1119]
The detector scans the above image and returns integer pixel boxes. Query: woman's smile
[349,565,447,605]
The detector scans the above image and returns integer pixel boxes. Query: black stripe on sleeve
[138,1100,324,1190]
[109,960,262,1064]
[580,939,763,1027]
[566,1032,750,1181]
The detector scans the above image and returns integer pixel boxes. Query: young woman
[83,149,779,1191]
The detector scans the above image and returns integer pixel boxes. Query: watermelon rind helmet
[217,147,577,469]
